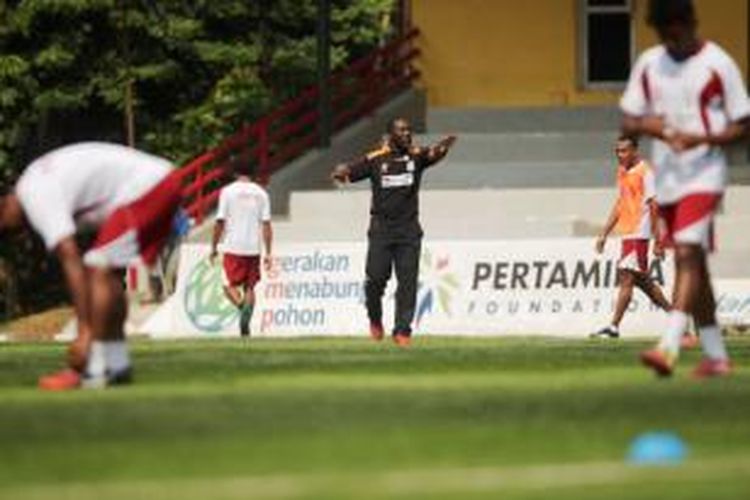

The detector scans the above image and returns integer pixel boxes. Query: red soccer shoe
[39,368,81,391]
[640,349,674,377]
[393,333,411,347]
[369,323,384,341]
[692,358,732,379]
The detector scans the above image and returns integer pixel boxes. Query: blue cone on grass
[628,432,688,465]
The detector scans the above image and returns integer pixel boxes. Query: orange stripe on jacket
[365,144,391,161]
[615,160,652,235]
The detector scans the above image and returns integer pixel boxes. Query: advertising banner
[141,240,750,338]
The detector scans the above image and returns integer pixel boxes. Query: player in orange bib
[592,135,675,339]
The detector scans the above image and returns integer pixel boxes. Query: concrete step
[283,186,750,237]
[427,106,621,133]
[419,158,750,191]
[195,186,750,244]
[272,214,581,242]
[416,132,616,163]
[420,160,615,189]
[287,186,750,220]
[287,188,615,225]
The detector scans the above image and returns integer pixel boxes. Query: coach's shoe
[38,368,81,391]
[369,323,384,341]
[393,333,411,347]
[640,349,675,377]
[680,332,699,349]
[81,367,134,389]
[590,326,619,339]
[692,358,732,379]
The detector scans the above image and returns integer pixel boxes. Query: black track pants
[364,237,421,335]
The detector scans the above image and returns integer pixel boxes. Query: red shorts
[83,171,182,268]
[619,239,649,273]
[222,254,261,288]
[659,193,721,251]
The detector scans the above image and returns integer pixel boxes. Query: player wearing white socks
[0,142,182,389]
[620,0,750,377]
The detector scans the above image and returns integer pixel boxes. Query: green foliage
[0,0,395,316]
[0,0,395,169]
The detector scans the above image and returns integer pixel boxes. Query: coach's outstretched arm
[330,154,376,184]
[330,163,352,184]
[422,135,457,165]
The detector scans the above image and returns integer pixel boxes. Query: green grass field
[1,336,749,499]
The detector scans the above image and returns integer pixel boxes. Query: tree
[0,0,395,317]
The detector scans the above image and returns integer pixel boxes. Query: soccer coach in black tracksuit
[331,117,456,346]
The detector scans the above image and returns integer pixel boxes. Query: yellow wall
[413,0,748,108]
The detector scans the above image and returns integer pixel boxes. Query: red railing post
[195,162,204,225]
[177,29,420,210]
[364,60,378,115]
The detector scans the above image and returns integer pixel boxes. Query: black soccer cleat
[590,326,620,339]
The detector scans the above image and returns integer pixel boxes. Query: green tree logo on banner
[183,258,237,332]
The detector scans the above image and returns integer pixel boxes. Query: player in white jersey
[0,142,182,390]
[210,161,272,336]
[620,0,750,377]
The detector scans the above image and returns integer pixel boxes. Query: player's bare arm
[596,202,620,254]
[0,193,23,231]
[623,114,750,153]
[210,219,225,264]
[668,116,750,152]
[262,220,273,271]
[54,237,93,370]
[621,114,673,141]
[648,199,665,259]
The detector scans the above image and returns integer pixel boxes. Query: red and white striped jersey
[620,41,750,204]
[16,142,173,251]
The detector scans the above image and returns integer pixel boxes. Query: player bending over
[0,142,182,390]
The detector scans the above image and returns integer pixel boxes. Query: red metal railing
[177,28,421,224]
